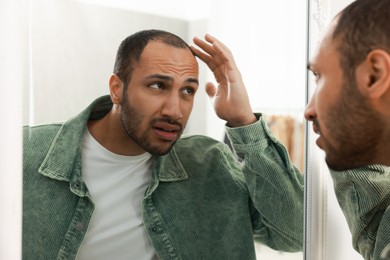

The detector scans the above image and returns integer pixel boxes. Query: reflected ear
[359,50,390,99]
[109,74,123,104]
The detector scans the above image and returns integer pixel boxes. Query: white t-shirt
[76,130,157,260]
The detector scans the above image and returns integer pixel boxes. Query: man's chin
[326,162,349,172]
[325,156,365,172]
[324,153,346,171]
[146,141,177,156]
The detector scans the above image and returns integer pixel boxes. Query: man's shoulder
[177,134,221,146]
[175,134,230,155]
[23,123,63,152]
[23,123,63,140]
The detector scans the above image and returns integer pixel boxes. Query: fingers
[192,35,224,62]
[190,37,217,71]
[193,35,217,56]
[204,34,231,58]
[192,34,238,73]
[191,34,253,126]
[189,45,213,68]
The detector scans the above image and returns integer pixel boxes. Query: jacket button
[151,227,157,232]
[75,222,84,231]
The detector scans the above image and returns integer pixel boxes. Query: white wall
[75,0,211,21]
[0,0,25,259]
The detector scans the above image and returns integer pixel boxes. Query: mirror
[24,0,306,259]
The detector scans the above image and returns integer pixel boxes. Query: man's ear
[109,74,123,104]
[358,49,390,99]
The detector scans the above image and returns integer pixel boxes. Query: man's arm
[226,115,304,251]
[330,165,390,260]
[192,34,304,251]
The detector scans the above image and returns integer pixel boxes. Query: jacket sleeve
[225,114,304,252]
[330,165,390,260]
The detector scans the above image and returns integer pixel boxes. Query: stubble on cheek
[323,85,383,170]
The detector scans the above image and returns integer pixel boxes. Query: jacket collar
[153,147,188,182]
[38,95,188,189]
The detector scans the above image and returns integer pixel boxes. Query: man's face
[305,22,383,171]
[119,41,199,155]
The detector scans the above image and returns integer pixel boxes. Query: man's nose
[161,93,183,120]
[304,97,316,121]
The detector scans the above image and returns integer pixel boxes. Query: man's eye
[312,71,320,81]
[181,87,196,96]
[149,82,163,89]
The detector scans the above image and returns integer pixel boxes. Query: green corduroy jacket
[330,165,390,260]
[23,96,304,259]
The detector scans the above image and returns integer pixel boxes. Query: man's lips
[153,121,181,132]
[311,121,324,148]
[152,120,182,141]
[312,125,320,135]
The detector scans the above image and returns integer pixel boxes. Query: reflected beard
[120,98,181,156]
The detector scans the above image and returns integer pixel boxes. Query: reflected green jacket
[23,96,304,260]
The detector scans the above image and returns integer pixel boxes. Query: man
[305,0,390,259]
[23,30,304,259]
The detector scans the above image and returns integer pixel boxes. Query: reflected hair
[113,29,190,88]
[332,0,390,85]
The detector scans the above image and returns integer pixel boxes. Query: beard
[119,96,183,156]
[322,77,384,171]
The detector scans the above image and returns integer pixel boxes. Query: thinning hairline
[123,39,194,87]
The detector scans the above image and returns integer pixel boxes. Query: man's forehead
[310,19,339,66]
[134,41,199,78]
[140,41,196,63]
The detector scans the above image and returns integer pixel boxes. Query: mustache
[151,117,183,131]
[312,118,321,134]
[313,119,319,129]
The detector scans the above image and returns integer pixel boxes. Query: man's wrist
[227,114,258,127]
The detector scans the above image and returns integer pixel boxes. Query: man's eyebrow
[146,74,199,85]
[145,74,173,81]
[186,78,199,85]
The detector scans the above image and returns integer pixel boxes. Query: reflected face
[305,21,383,171]
[119,41,199,155]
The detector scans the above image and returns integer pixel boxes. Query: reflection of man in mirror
[23,29,304,259]
[305,0,390,259]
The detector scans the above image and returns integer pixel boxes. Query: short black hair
[113,29,190,86]
[332,0,390,83]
